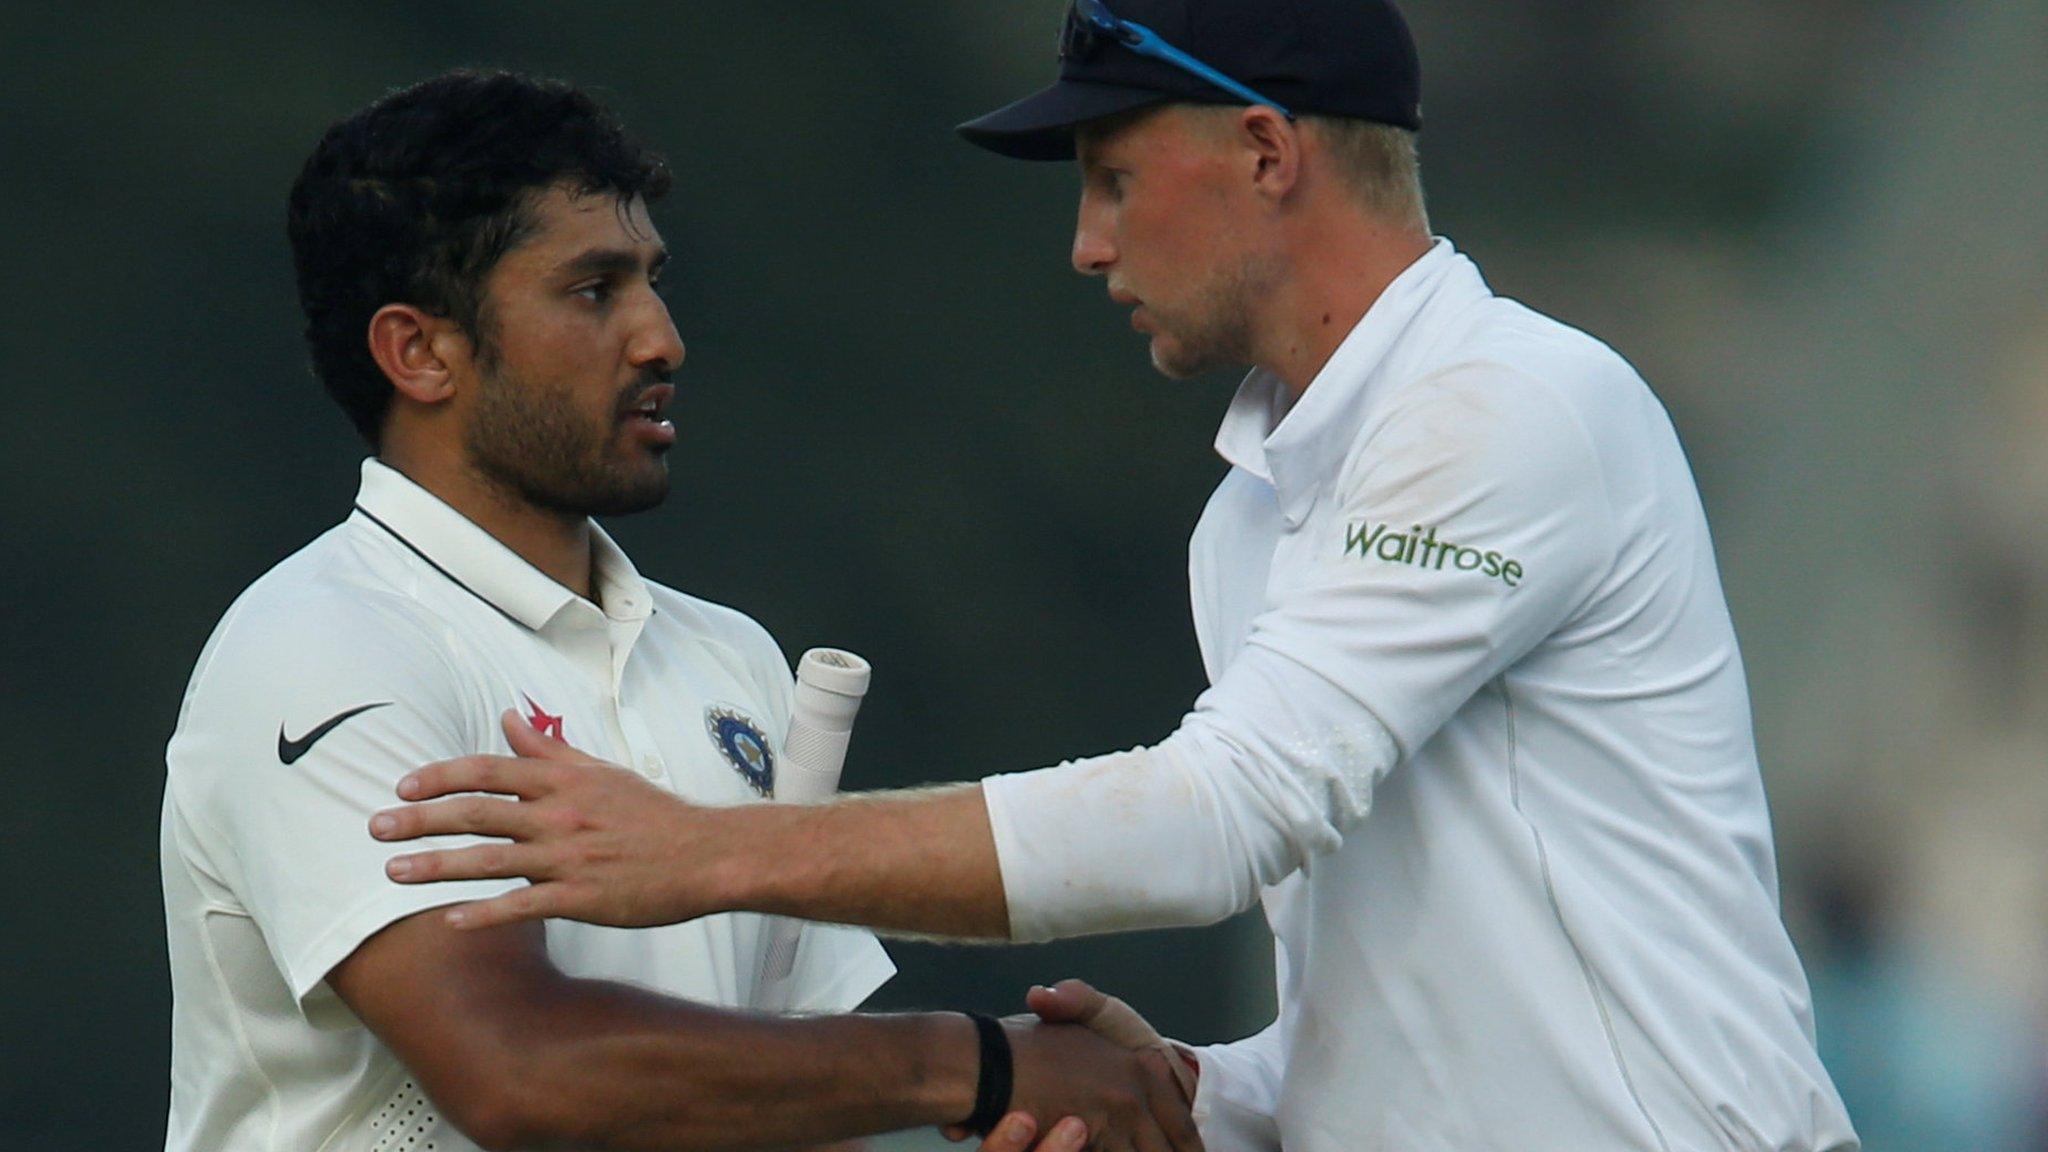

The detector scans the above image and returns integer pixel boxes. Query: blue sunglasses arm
[1119,19,1296,119]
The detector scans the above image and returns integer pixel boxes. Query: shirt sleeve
[1186,928,1296,1151]
[985,368,1620,939]
[1189,1021,1286,1152]
[166,593,525,1008]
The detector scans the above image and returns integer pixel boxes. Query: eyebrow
[556,246,668,280]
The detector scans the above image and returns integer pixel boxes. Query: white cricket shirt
[162,459,894,1152]
[984,241,1857,1151]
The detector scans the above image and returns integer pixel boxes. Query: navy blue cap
[959,0,1422,161]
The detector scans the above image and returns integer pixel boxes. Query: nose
[1071,186,1116,277]
[631,295,686,377]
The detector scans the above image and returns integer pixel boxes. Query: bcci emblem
[704,705,775,797]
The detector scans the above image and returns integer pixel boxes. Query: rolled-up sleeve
[985,368,1619,940]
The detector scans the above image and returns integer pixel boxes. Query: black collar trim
[353,504,527,629]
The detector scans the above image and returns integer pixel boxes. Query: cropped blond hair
[1182,106,1428,231]
[1304,116,1428,231]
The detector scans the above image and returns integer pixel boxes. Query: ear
[366,304,469,407]
[1239,106,1302,203]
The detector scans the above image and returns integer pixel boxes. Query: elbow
[439,1068,719,1152]
[446,1093,594,1152]
[453,1111,526,1152]
[435,1080,542,1152]
[429,1056,589,1151]
[1172,724,1351,887]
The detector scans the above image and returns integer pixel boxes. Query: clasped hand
[972,981,1202,1152]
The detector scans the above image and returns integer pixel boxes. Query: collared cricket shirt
[162,459,894,1152]
[984,241,1858,1151]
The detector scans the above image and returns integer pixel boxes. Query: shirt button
[637,753,663,780]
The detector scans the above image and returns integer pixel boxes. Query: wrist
[904,1011,982,1129]
[961,1013,1014,1135]
[701,802,797,916]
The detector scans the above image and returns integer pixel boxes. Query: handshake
[959,980,1202,1152]
[372,714,1207,1150]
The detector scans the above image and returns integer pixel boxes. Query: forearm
[484,980,978,1150]
[717,733,1301,943]
[720,784,1012,940]
[984,735,1312,941]
[382,688,1371,942]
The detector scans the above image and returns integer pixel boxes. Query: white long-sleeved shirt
[983,240,1857,1151]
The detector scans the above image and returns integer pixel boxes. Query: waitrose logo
[1345,521,1525,587]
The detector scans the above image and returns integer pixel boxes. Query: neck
[377,446,595,600]
[1257,223,1433,400]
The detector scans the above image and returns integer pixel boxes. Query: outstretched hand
[946,981,1200,1151]
[995,1014,1203,1152]
[1022,981,1198,1102]
[370,710,724,929]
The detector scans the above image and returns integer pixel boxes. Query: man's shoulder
[181,522,456,714]
[1413,296,1653,419]
[1364,296,1667,478]
[1338,299,1668,522]
[167,521,477,842]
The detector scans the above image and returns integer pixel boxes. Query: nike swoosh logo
[278,702,393,765]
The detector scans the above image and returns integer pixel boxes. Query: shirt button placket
[616,696,664,784]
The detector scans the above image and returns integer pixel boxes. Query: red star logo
[522,694,564,741]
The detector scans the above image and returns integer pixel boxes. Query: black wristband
[963,1012,1013,1137]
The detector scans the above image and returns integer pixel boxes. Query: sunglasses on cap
[1060,0,1296,120]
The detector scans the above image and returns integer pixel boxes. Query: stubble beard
[1146,247,1278,380]
[464,353,671,520]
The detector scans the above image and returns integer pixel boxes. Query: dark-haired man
[161,71,1192,1152]
[372,4,1860,1150]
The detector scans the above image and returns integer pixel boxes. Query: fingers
[383,839,545,885]
[501,708,593,761]
[395,754,555,803]
[1027,980,1165,1053]
[1025,979,1103,1024]
[1138,1047,1204,1152]
[440,884,559,930]
[964,1115,1087,1152]
[1061,979,1111,1026]
[1133,1123,1174,1152]
[1033,1117,1089,1152]
[1155,1041,1196,1106]
[372,794,543,845]
[970,1112,1035,1151]
[1161,1044,1199,1106]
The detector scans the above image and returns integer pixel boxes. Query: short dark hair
[287,70,672,446]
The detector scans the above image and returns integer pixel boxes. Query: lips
[621,382,677,448]
[622,382,675,423]
[1108,288,1149,333]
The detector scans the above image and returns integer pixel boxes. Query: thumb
[1025,979,1107,1025]
[1035,980,1166,1050]
[501,708,587,761]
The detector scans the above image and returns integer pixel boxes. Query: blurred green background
[3,2,2045,1149]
